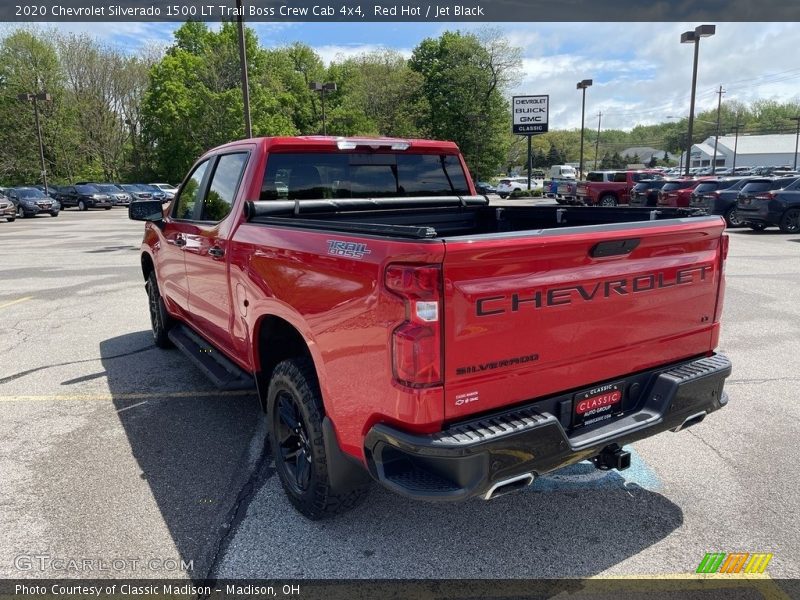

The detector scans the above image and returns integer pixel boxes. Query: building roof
[693,142,725,158]
[620,146,674,160]
[706,134,799,155]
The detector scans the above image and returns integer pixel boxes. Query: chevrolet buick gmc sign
[513,95,549,135]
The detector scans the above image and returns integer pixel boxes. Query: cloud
[310,44,413,65]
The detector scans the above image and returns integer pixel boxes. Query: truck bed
[244,196,711,239]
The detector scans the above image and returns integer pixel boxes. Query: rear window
[498,179,511,185]
[633,180,666,191]
[741,181,772,194]
[260,152,470,200]
[631,172,661,182]
[693,182,721,195]
[662,181,696,192]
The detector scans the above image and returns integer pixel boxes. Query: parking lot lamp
[681,24,716,176]
[18,91,51,196]
[236,0,252,138]
[791,116,800,171]
[309,82,337,135]
[576,79,592,178]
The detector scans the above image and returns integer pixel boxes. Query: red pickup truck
[130,136,731,519]
[576,170,663,206]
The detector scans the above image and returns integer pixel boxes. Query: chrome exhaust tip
[672,411,707,432]
[483,473,535,500]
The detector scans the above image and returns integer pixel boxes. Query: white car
[496,176,543,198]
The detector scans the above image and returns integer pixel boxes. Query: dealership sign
[513,95,549,135]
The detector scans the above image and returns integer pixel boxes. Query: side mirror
[128,200,165,224]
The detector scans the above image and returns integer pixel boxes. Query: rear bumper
[364,354,731,501]
[737,205,779,225]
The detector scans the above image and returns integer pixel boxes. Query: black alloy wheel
[274,390,314,493]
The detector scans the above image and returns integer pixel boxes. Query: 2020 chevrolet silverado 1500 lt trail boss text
[130,136,732,519]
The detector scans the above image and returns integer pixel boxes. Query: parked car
[657,179,703,208]
[689,177,752,227]
[150,183,178,200]
[89,183,133,206]
[128,135,731,519]
[33,184,61,199]
[8,187,60,217]
[629,179,668,207]
[0,191,16,222]
[736,176,800,232]
[57,184,113,211]
[138,184,167,203]
[496,176,542,198]
[475,181,497,195]
[119,184,154,202]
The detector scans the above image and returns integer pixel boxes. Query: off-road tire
[145,271,174,349]
[268,358,370,519]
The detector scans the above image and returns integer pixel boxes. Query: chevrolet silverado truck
[130,136,731,519]
[576,170,662,206]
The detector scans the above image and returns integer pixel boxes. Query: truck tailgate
[441,217,725,420]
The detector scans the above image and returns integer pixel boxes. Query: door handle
[208,246,225,259]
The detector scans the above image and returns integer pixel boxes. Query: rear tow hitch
[592,444,631,471]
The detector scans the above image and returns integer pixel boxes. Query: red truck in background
[576,170,663,206]
[130,136,731,519]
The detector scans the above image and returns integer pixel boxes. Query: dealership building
[680,134,799,169]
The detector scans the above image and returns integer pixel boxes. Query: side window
[172,159,210,220]
[202,153,248,222]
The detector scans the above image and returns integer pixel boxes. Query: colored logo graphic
[696,552,773,574]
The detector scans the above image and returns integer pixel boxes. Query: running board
[167,325,255,391]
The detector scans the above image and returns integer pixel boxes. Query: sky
[17,21,800,132]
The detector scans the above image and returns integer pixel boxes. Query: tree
[409,30,520,181]
[142,22,298,182]
[0,29,70,185]
[648,155,658,168]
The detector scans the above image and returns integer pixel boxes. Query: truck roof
[212,136,461,154]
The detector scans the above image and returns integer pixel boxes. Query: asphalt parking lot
[1,205,799,582]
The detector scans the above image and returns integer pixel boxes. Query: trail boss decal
[327,240,372,259]
[476,264,712,316]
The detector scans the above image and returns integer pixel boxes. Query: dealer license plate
[573,382,623,427]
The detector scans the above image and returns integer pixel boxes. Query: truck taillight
[754,192,775,200]
[385,264,443,387]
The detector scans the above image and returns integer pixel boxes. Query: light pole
[309,81,337,135]
[791,116,800,171]
[711,85,725,174]
[594,111,602,170]
[731,118,742,172]
[576,79,592,179]
[236,0,252,138]
[680,24,716,176]
[18,92,51,195]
